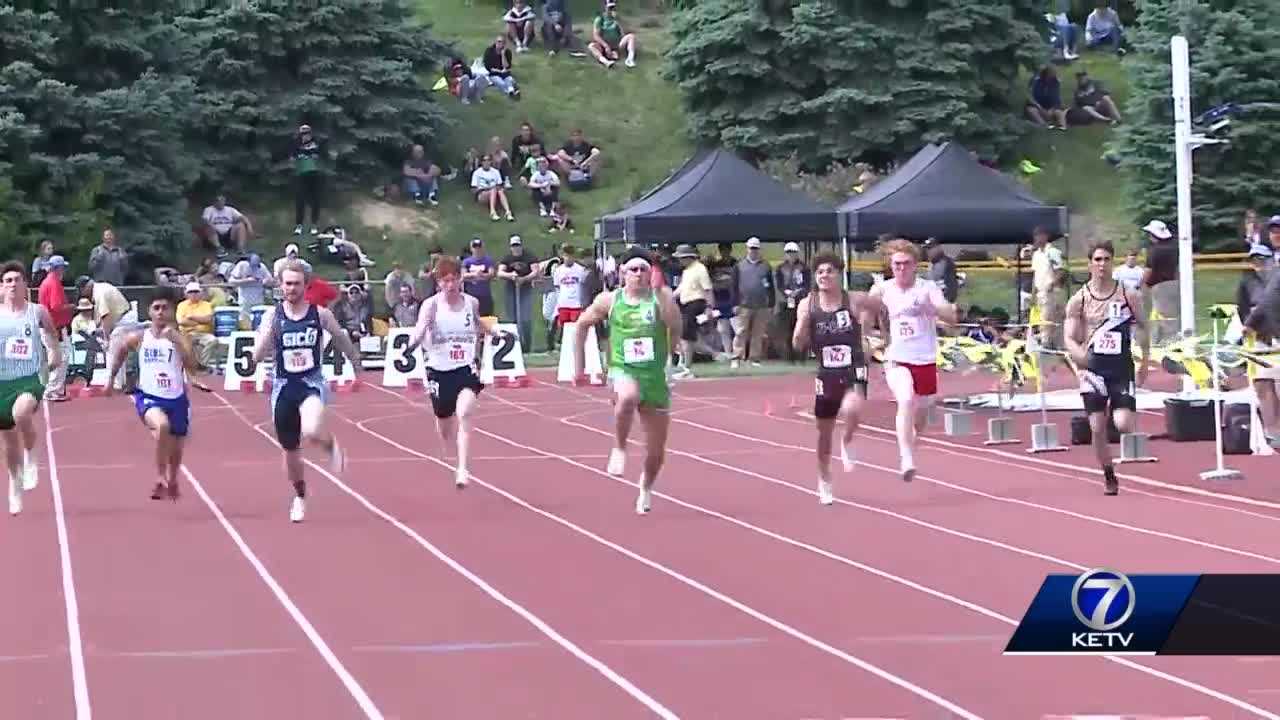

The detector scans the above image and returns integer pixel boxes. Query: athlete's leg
[839,385,866,472]
[436,415,457,459]
[167,437,186,499]
[1087,407,1118,494]
[12,393,39,491]
[608,376,640,476]
[885,364,919,480]
[815,415,835,500]
[1255,379,1279,437]
[299,393,343,474]
[4,428,22,515]
[452,388,478,487]
[633,406,668,514]
[143,407,173,498]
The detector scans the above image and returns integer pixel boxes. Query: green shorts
[0,374,45,430]
[609,366,670,410]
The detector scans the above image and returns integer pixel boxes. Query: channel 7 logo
[1069,569,1136,649]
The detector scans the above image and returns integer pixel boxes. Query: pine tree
[1111,0,1280,247]
[665,0,1044,169]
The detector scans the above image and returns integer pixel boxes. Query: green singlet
[607,288,670,409]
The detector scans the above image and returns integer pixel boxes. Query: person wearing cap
[923,238,958,304]
[1238,244,1280,440]
[589,1,637,69]
[201,192,254,256]
[497,236,539,351]
[176,282,217,368]
[707,242,738,357]
[671,243,712,379]
[1264,215,1280,256]
[273,244,311,278]
[731,237,774,369]
[229,253,276,311]
[1140,219,1179,343]
[76,274,137,354]
[0,260,63,515]
[462,238,497,318]
[775,242,811,363]
[291,124,325,236]
[573,246,681,514]
[36,255,73,401]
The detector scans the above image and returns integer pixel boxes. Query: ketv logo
[1069,569,1136,649]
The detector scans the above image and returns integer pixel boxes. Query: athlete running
[574,247,681,514]
[792,253,871,505]
[864,239,957,482]
[406,256,509,489]
[105,287,211,501]
[251,260,363,522]
[0,261,62,516]
[1063,240,1149,495]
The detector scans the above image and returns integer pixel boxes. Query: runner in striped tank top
[106,287,210,501]
[573,246,681,515]
[792,253,871,506]
[0,261,63,516]
[864,239,958,482]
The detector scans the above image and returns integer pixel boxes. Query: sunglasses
[1092,255,1113,262]
[623,263,650,274]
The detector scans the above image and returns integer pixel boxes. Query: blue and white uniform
[270,303,327,450]
[133,328,191,437]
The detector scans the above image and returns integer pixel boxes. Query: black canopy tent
[594,148,839,247]
[837,142,1070,321]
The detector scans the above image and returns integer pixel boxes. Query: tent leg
[842,235,849,290]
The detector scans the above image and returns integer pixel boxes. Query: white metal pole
[1171,35,1197,393]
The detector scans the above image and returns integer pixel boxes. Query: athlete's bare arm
[35,305,62,371]
[792,295,813,353]
[927,285,959,325]
[860,285,885,346]
[251,306,277,364]
[656,286,682,352]
[850,291,873,359]
[1126,286,1151,385]
[103,329,145,394]
[167,327,211,392]
[318,307,364,372]
[407,295,437,353]
[573,290,614,378]
[1062,292,1086,367]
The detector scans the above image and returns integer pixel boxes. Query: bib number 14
[624,337,655,364]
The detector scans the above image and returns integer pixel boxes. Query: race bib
[155,372,173,390]
[895,318,919,340]
[855,366,868,382]
[821,344,852,368]
[1092,331,1121,355]
[282,348,316,372]
[4,337,32,360]
[448,343,467,362]
[624,337,655,364]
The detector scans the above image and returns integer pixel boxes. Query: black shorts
[1078,368,1136,414]
[475,294,495,317]
[427,365,484,419]
[272,378,326,451]
[680,300,707,342]
[814,369,868,420]
[215,230,234,249]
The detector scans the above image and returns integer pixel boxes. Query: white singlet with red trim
[138,328,186,400]
[425,295,480,372]
[881,279,940,365]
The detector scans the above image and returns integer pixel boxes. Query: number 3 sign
[381,328,427,387]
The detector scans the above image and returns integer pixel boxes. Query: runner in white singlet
[408,257,508,488]
[864,239,957,482]
[106,287,210,500]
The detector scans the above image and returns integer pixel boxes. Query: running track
[5,367,1280,719]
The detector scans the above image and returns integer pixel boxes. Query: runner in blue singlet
[252,260,363,522]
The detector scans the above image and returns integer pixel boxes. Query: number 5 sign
[380,328,427,387]
[222,331,269,391]
[481,323,528,387]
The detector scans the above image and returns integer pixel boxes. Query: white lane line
[44,407,91,720]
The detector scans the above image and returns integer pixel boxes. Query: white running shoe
[289,496,306,523]
[840,439,855,473]
[8,473,22,516]
[817,478,834,505]
[635,476,651,515]
[606,448,626,476]
[328,440,345,475]
[22,451,37,491]
[455,466,469,489]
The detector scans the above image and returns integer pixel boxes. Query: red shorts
[556,307,583,324]
[894,361,938,396]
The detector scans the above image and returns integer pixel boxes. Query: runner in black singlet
[793,253,870,506]
[1063,240,1150,495]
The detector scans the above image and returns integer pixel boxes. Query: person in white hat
[775,241,811,362]
[274,242,312,277]
[1238,244,1280,442]
[1140,219,1178,343]
[730,237,774,369]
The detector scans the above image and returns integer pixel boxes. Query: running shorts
[271,375,328,451]
[1078,368,1136,414]
[609,366,670,410]
[134,390,191,437]
[814,368,868,420]
[427,365,484,419]
[0,374,45,430]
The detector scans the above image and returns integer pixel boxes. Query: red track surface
[6,365,1280,719]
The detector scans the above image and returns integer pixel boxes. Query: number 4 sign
[481,323,528,387]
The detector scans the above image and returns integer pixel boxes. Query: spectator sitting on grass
[554,129,602,188]
[541,0,583,57]
[390,284,420,328]
[518,143,547,184]
[1072,71,1121,124]
[273,243,313,277]
[471,153,515,222]
[510,122,543,174]
[589,1,637,69]
[504,0,536,52]
[1026,66,1068,130]
[445,56,483,105]
[402,144,441,206]
[488,136,515,188]
[482,35,521,100]
[527,157,561,217]
[1085,0,1125,53]
[201,193,254,257]
[548,200,574,233]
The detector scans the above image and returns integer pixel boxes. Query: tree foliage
[664,0,1044,170]
[1111,0,1280,248]
[0,1,451,277]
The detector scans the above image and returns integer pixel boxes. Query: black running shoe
[1103,465,1119,496]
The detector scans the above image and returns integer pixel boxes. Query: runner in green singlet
[0,261,63,516]
[574,247,681,515]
